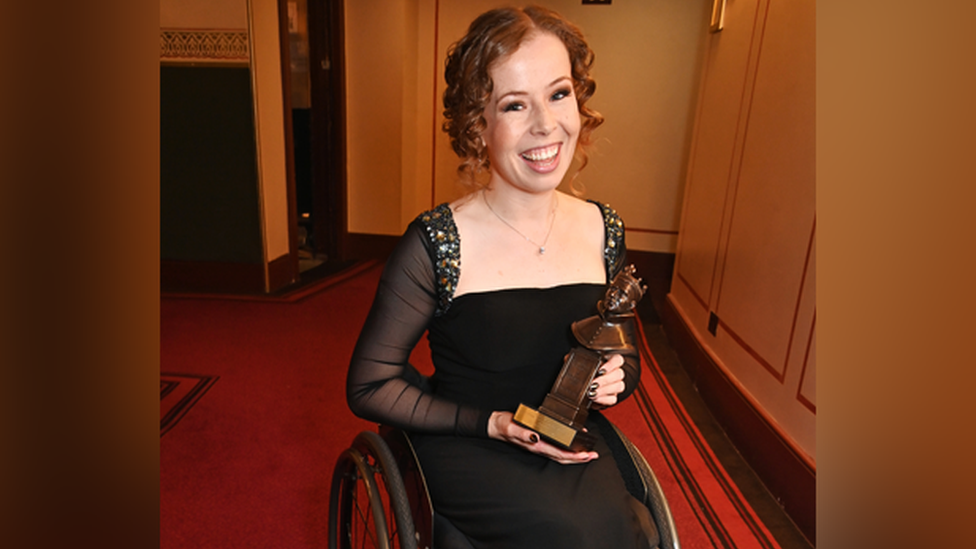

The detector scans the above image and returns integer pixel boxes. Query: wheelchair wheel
[329,446,389,549]
[613,423,681,549]
[329,431,417,549]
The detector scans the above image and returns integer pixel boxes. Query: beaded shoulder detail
[590,200,626,282]
[417,201,625,315]
[417,203,460,316]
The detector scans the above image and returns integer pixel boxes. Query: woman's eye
[551,88,572,101]
[502,102,524,112]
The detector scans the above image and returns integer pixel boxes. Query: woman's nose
[531,104,556,135]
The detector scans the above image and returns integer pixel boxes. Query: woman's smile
[521,143,562,172]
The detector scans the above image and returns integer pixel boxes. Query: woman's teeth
[521,145,558,162]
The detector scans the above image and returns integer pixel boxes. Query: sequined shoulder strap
[416,204,460,316]
[588,200,626,282]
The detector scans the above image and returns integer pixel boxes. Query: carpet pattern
[160,373,219,437]
[160,261,783,548]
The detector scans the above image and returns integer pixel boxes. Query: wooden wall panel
[709,221,816,457]
[675,0,766,307]
[713,0,815,383]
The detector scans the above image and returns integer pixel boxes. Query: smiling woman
[481,33,580,193]
[441,7,603,192]
[345,6,654,548]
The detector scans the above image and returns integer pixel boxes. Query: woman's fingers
[505,418,543,445]
[524,437,599,464]
[510,422,596,462]
[488,411,598,463]
[599,353,625,373]
[589,354,626,407]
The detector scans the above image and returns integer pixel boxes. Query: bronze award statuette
[514,265,646,452]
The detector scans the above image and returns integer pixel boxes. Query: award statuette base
[513,347,604,452]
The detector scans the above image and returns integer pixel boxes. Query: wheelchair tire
[613,424,681,549]
[378,427,434,549]
[329,446,391,549]
[352,431,418,549]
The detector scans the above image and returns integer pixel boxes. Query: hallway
[160,257,813,548]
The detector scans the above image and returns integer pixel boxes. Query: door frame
[276,0,348,281]
[303,0,348,263]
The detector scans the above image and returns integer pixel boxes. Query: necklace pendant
[539,246,545,254]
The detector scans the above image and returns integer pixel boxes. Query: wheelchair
[328,411,680,549]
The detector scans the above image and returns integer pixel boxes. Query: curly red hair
[442,6,604,191]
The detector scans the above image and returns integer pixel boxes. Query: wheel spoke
[351,479,378,549]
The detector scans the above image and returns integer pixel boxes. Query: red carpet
[603,325,780,549]
[161,262,781,548]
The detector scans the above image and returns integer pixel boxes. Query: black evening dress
[347,201,652,549]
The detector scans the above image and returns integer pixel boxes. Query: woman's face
[482,31,581,194]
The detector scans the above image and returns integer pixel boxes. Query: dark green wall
[160,65,263,263]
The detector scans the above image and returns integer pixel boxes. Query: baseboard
[660,295,816,544]
[161,259,265,294]
[267,253,298,293]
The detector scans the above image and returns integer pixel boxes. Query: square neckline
[417,199,625,316]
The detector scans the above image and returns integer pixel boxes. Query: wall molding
[161,29,249,64]
[797,314,817,413]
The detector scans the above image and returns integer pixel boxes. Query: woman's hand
[587,354,626,409]
[487,411,598,464]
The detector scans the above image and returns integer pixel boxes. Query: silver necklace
[483,190,558,255]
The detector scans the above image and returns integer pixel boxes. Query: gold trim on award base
[513,405,578,448]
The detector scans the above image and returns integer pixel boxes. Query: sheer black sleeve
[346,220,491,437]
